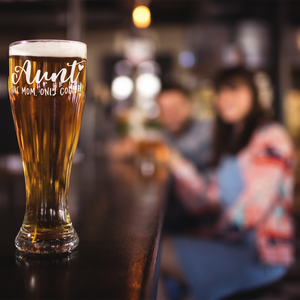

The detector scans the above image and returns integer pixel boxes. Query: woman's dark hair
[211,67,272,167]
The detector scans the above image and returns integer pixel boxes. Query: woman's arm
[170,124,295,227]
[169,150,219,214]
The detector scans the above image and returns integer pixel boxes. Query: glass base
[15,226,79,255]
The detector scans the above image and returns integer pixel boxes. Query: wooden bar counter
[0,156,168,299]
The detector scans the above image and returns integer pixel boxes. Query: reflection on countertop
[0,156,168,300]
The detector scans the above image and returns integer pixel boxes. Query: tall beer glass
[8,40,87,254]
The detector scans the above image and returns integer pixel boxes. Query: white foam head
[9,40,87,59]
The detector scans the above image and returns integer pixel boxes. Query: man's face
[157,90,192,134]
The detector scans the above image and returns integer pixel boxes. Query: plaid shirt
[173,123,295,266]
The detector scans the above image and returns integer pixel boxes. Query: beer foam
[9,40,87,59]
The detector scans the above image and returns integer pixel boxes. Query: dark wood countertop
[0,156,168,300]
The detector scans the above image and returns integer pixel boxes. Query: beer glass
[8,40,87,254]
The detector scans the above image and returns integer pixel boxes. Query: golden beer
[8,40,87,254]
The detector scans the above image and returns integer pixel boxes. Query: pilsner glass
[8,40,87,254]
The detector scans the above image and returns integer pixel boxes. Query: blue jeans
[171,234,286,300]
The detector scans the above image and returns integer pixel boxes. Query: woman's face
[215,82,253,124]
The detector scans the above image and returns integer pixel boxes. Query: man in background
[157,85,212,173]
[156,85,214,233]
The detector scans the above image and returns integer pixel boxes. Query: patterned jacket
[172,123,295,265]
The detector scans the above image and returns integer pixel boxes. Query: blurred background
[1,0,300,205]
[0,1,300,299]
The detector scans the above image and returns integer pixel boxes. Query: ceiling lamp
[132,6,151,28]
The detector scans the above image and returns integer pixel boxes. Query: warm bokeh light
[132,6,151,28]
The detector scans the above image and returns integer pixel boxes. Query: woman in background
[158,67,295,300]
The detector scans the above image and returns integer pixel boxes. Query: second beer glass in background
[8,40,87,254]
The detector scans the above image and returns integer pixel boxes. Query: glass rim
[9,39,87,48]
[9,39,87,58]
[9,39,87,47]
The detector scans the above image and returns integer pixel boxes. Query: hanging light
[132,6,151,28]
